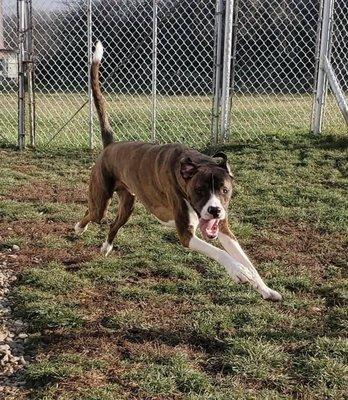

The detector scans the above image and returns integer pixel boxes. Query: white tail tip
[93,40,104,63]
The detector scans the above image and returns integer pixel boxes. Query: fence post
[211,0,223,145]
[0,0,4,51]
[220,0,234,142]
[151,0,158,142]
[17,0,26,150]
[228,0,239,138]
[311,0,335,134]
[26,0,36,147]
[87,0,93,149]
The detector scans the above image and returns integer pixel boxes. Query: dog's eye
[222,187,229,194]
[195,187,204,194]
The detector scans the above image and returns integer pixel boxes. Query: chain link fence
[0,0,347,149]
[231,0,319,139]
[28,0,216,148]
[0,0,17,145]
[32,0,89,147]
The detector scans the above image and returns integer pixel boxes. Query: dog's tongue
[199,218,219,240]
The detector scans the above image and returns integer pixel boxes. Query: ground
[0,133,347,399]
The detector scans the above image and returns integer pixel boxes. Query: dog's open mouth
[199,218,219,240]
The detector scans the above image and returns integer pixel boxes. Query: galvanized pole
[27,0,36,147]
[87,0,93,149]
[0,0,4,51]
[151,0,158,142]
[228,0,239,137]
[324,56,348,124]
[17,0,26,150]
[311,0,335,134]
[211,0,223,145]
[220,0,234,142]
[310,0,324,133]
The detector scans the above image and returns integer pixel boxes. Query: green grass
[26,354,107,385]
[1,93,347,149]
[0,132,347,399]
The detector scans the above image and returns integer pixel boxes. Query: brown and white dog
[75,41,282,302]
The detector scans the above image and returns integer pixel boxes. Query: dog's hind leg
[75,209,91,235]
[101,188,135,256]
[75,165,114,235]
[75,196,111,235]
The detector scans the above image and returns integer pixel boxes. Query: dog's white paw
[100,241,113,256]
[230,263,253,284]
[74,222,88,235]
[262,288,282,302]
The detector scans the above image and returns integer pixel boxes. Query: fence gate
[0,0,346,150]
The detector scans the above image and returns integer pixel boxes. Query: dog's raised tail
[91,40,114,148]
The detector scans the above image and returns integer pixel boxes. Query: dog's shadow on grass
[161,232,179,244]
[83,321,229,355]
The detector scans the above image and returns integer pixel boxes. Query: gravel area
[0,259,30,399]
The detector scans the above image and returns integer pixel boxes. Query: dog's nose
[208,206,221,218]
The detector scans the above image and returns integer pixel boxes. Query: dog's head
[180,152,234,240]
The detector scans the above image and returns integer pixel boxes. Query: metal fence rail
[0,0,346,149]
[324,0,348,133]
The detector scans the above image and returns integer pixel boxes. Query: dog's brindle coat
[75,42,282,301]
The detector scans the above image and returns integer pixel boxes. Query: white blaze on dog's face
[200,193,226,220]
[180,153,234,240]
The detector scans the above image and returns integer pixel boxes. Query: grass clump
[294,336,348,391]
[20,262,90,294]
[12,285,85,331]
[209,338,290,384]
[26,354,106,386]
[125,352,210,397]
[101,309,147,331]
[0,235,25,250]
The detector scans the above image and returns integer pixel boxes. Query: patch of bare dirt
[0,220,96,272]
[248,220,347,277]
[9,163,41,175]
[122,340,202,363]
[6,180,87,204]
[1,220,71,239]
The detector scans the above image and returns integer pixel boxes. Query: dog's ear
[180,157,198,179]
[212,152,233,178]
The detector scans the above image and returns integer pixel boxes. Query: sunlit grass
[1,92,346,149]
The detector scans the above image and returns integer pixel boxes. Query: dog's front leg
[188,235,255,285]
[217,219,282,301]
[175,201,280,300]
